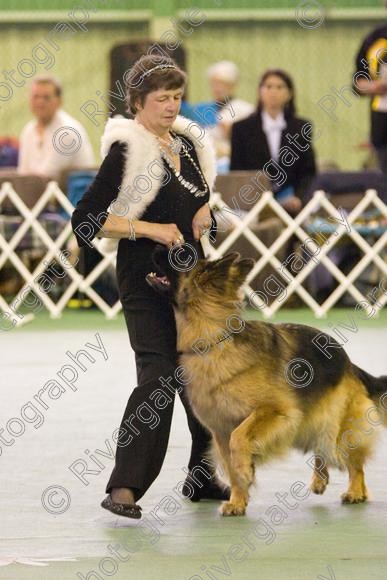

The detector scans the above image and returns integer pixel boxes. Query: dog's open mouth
[146,271,171,293]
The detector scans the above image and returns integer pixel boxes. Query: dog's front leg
[213,433,250,517]
[223,406,296,516]
[212,434,233,482]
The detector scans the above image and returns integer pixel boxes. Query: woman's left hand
[192,203,212,242]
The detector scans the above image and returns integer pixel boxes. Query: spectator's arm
[230,123,244,170]
[17,127,28,174]
[294,123,317,201]
[355,77,387,96]
[352,32,387,96]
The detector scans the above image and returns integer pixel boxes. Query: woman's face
[259,75,292,111]
[136,86,184,133]
[210,76,236,101]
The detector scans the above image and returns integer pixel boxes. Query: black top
[354,25,387,148]
[230,111,316,200]
[71,138,214,297]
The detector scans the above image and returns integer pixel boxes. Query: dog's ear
[202,253,240,288]
[205,253,254,290]
[229,257,255,286]
[209,252,240,272]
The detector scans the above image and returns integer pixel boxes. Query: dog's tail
[352,364,387,426]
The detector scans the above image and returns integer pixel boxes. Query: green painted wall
[176,0,381,8]
[0,20,149,157]
[182,18,375,170]
[0,0,382,10]
[0,3,383,169]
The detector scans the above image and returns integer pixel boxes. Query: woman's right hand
[140,222,185,249]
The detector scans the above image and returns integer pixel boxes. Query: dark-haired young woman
[231,69,317,215]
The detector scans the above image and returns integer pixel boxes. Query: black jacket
[230,111,317,199]
[71,141,217,298]
[354,25,387,148]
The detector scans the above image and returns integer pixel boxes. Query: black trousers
[105,273,211,502]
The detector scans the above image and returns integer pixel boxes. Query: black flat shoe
[101,495,142,519]
[181,478,231,502]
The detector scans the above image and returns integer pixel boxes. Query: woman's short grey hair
[207,61,240,84]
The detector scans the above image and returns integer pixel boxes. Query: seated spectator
[183,61,254,167]
[230,69,317,216]
[17,75,95,181]
[16,76,106,307]
[0,136,19,167]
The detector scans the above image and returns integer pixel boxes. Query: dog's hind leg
[339,390,378,504]
[341,442,370,504]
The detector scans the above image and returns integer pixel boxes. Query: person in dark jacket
[71,55,228,519]
[230,69,317,216]
[353,18,387,173]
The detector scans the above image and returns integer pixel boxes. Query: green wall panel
[0,4,381,170]
[0,0,147,11]
[0,22,149,155]
[177,0,381,8]
[0,0,382,11]
[182,19,374,170]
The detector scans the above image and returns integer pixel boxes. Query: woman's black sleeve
[71,141,126,248]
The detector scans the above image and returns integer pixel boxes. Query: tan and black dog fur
[148,250,387,516]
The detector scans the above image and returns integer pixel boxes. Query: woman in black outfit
[230,69,317,216]
[71,55,228,519]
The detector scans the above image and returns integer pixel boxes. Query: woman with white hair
[183,60,254,166]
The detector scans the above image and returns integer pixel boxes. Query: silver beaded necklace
[135,119,209,198]
[159,131,209,198]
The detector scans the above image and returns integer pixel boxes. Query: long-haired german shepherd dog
[147,249,387,516]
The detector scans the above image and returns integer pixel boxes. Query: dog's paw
[310,477,328,495]
[341,491,368,504]
[220,501,246,517]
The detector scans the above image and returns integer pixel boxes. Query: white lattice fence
[0,181,386,328]
[0,181,119,328]
[207,188,387,318]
